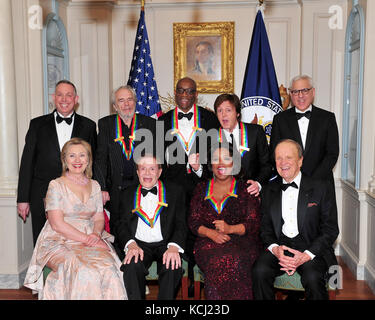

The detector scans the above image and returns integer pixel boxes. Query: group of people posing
[18,74,339,300]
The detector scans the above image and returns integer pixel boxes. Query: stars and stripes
[127,7,161,118]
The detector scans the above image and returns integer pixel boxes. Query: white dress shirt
[222,123,240,151]
[54,111,74,150]
[296,105,312,149]
[268,172,315,260]
[125,183,184,253]
[166,107,202,177]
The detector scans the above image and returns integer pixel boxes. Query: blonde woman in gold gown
[24,138,127,300]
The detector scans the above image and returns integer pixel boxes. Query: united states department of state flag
[127,7,162,118]
[240,8,282,143]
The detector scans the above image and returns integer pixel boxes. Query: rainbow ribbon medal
[204,178,238,214]
[114,114,138,160]
[132,180,168,228]
[238,122,250,156]
[218,127,224,143]
[217,124,249,157]
[171,104,202,153]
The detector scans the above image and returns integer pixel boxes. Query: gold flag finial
[141,0,145,10]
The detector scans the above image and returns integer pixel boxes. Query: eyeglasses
[176,88,196,95]
[289,88,313,96]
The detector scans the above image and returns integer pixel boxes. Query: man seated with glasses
[270,75,339,193]
[158,77,220,296]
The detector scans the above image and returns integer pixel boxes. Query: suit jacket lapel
[111,116,125,170]
[303,105,316,155]
[297,176,312,233]
[71,113,82,138]
[130,186,140,236]
[288,108,304,149]
[270,183,283,239]
[45,112,61,155]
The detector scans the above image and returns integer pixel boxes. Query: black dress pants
[121,240,183,300]
[252,235,329,300]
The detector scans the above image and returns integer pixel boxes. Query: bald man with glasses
[270,75,339,190]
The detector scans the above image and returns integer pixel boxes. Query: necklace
[65,172,89,186]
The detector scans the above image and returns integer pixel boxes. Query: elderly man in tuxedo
[114,154,187,300]
[17,80,97,245]
[251,139,339,300]
[270,75,339,189]
[94,85,156,243]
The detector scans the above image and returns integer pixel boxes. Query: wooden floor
[1,257,374,300]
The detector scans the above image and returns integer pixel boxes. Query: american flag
[127,7,162,118]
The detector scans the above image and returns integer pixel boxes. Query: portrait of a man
[186,36,221,81]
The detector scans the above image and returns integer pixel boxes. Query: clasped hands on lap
[271,245,311,275]
[199,220,245,245]
[123,242,181,270]
[85,232,108,249]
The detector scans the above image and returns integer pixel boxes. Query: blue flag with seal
[127,6,161,118]
[240,9,282,143]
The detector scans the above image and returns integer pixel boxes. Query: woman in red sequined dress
[188,143,261,299]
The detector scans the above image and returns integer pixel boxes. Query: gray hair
[111,85,138,106]
[289,75,314,89]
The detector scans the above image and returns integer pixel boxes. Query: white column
[0,0,19,194]
[369,138,375,194]
[0,0,33,289]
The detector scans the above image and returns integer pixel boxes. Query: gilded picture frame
[173,22,234,94]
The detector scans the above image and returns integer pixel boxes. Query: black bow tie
[141,186,157,197]
[56,113,74,125]
[295,111,311,120]
[281,181,298,191]
[178,112,193,121]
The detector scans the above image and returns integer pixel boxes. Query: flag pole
[257,0,265,15]
[141,0,145,11]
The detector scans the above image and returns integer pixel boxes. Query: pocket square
[307,202,318,207]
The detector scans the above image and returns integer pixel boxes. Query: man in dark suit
[158,77,220,294]
[94,85,156,238]
[251,139,339,300]
[270,75,339,188]
[114,154,187,300]
[159,77,220,199]
[17,80,97,244]
[213,93,272,195]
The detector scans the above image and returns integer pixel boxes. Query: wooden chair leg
[275,290,284,300]
[328,289,336,300]
[194,281,201,300]
[181,277,188,300]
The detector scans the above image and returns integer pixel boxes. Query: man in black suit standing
[17,80,97,244]
[115,154,187,300]
[94,85,156,240]
[213,93,272,196]
[270,75,339,188]
[158,77,220,294]
[251,139,339,300]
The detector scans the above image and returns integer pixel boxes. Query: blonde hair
[61,138,93,178]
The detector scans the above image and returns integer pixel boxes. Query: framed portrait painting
[173,22,234,93]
